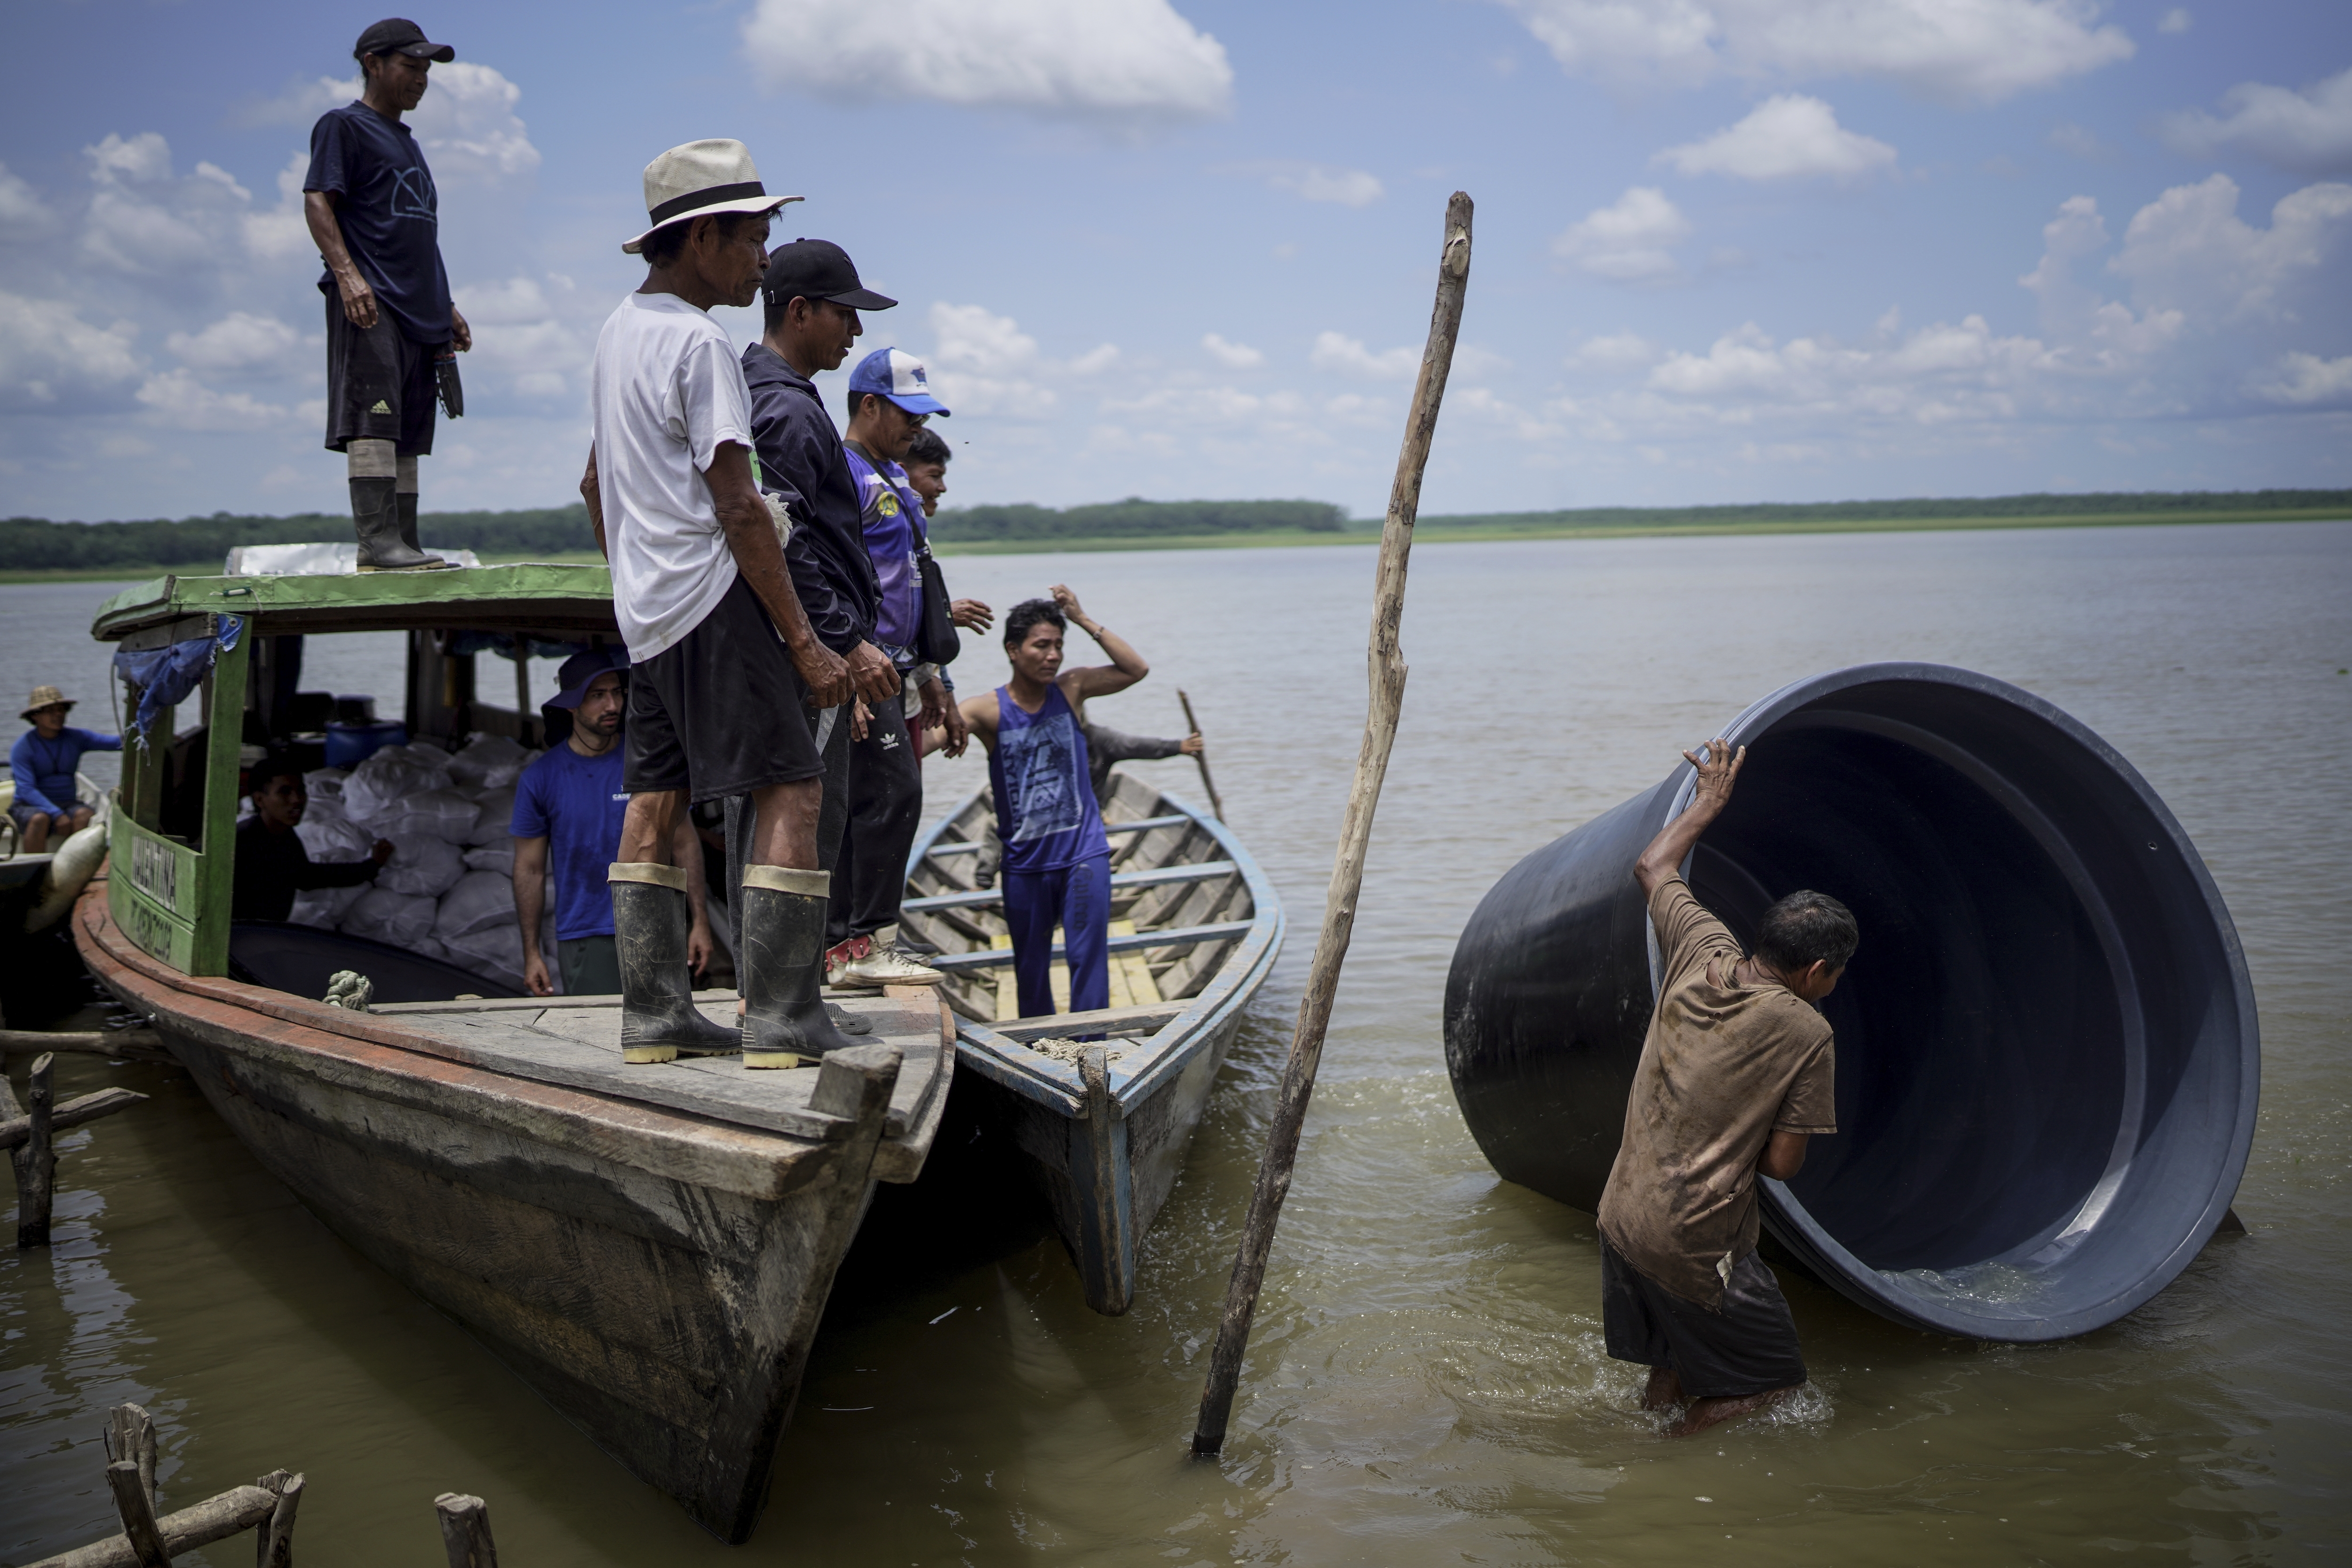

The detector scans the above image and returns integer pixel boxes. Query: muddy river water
[4,520,2348,1564]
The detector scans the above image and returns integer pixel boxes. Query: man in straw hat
[302,18,471,571]
[578,138,862,1068]
[12,686,120,854]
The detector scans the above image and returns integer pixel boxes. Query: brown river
[4,519,2348,1564]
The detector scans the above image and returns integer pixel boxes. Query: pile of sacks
[287,733,556,993]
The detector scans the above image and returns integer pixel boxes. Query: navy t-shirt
[304,102,453,345]
[511,744,629,942]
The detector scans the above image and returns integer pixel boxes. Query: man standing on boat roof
[829,346,959,987]
[957,588,1158,1021]
[1597,736,1855,1436]
[580,139,858,1068]
[303,18,470,573]
[730,241,907,1003]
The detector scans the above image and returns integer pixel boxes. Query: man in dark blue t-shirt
[514,650,718,1003]
[303,17,471,572]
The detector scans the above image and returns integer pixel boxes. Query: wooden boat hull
[901,780,1284,1314]
[73,884,948,1542]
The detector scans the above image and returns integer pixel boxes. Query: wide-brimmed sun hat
[623,139,800,255]
[548,649,630,711]
[21,685,72,723]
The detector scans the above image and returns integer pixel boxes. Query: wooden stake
[16,1051,57,1248]
[1191,192,1472,1459]
[103,1462,170,1568]
[1175,689,1225,822]
[435,1493,499,1568]
[104,1404,158,1510]
[256,1471,304,1568]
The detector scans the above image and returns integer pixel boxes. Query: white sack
[466,784,519,846]
[443,922,527,990]
[373,787,480,844]
[304,767,349,801]
[340,886,437,948]
[376,833,465,898]
[462,840,516,876]
[436,869,516,939]
[287,884,367,928]
[343,748,453,827]
[449,733,535,790]
[295,810,374,862]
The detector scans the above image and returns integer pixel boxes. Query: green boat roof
[91,562,617,643]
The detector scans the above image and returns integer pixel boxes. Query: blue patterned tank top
[988,682,1110,875]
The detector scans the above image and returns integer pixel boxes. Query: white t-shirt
[588,291,753,660]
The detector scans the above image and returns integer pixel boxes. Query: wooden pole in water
[1175,689,1225,822]
[1191,192,1472,1460]
[14,1051,57,1248]
[436,1492,500,1568]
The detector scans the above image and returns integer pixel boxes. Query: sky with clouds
[2,0,2347,523]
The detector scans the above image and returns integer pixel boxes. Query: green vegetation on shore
[2,489,2344,581]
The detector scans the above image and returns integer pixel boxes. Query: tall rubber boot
[739,866,859,1068]
[610,863,739,1063]
[352,477,446,572]
[394,490,447,568]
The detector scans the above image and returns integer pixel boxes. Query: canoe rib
[71,884,940,1543]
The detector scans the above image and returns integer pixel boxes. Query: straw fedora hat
[21,684,73,723]
[622,139,801,255]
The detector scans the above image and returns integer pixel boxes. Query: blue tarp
[114,613,244,745]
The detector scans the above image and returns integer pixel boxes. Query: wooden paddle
[1191,191,1472,1459]
[1176,688,1225,821]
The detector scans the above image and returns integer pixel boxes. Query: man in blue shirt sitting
[514,650,718,1003]
[11,685,120,854]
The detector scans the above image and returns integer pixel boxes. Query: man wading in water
[1597,736,1855,1436]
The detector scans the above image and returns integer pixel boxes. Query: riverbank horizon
[2,502,2344,581]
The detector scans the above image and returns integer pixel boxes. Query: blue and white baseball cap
[848,348,950,417]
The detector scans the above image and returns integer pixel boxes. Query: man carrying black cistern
[303,18,470,572]
[1597,736,1856,1436]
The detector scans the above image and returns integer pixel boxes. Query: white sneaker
[839,925,945,987]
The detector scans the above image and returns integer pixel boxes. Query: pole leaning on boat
[1191,190,1473,1459]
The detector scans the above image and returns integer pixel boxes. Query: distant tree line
[4,489,2344,571]
[925,498,1350,541]
[1420,489,2352,531]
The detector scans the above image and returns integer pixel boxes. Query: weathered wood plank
[985,1002,1187,1040]
[22,1486,278,1568]
[902,860,1236,913]
[927,920,1254,973]
[0,1087,148,1153]
[0,1028,171,1060]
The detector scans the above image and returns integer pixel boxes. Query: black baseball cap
[761,240,896,312]
[354,19,454,62]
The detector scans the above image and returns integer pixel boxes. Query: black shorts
[625,573,823,803]
[324,292,437,455]
[1601,1238,1807,1399]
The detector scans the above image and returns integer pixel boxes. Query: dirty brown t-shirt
[1595,875,1837,1308]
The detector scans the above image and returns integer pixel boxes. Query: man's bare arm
[580,447,607,559]
[513,836,553,996]
[1633,735,1747,896]
[1052,584,1149,700]
[303,191,378,330]
[958,692,998,754]
[1757,1130,1808,1182]
[705,441,851,707]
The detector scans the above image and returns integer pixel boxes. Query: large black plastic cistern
[1441,663,2258,1342]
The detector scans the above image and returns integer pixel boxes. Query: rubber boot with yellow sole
[610,863,738,1063]
[739,866,859,1068]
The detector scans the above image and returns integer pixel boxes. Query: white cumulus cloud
[2160,67,2352,177]
[2158,8,2191,33]
[166,312,303,374]
[135,368,294,431]
[0,290,143,413]
[1494,0,2134,102]
[1552,187,1691,281]
[741,0,1232,127]
[0,162,55,231]
[928,301,1057,417]
[2249,351,2352,405]
[2108,174,2352,321]
[1310,330,1419,378]
[1203,333,1263,368]
[246,63,540,181]
[1250,162,1385,207]
[1655,95,1897,180]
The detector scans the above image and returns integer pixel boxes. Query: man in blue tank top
[956,588,1159,1020]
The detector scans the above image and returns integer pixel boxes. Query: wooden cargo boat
[898,775,1283,1313]
[71,564,949,1542]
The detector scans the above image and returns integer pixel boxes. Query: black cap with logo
[354,18,455,62]
[761,240,897,312]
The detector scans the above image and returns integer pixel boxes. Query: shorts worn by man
[583,137,855,1068]
[1596,734,1855,1438]
[303,18,471,572]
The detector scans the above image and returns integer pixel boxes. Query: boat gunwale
[89,562,619,643]
[908,785,1285,1118]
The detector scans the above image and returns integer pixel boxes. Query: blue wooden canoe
[899,775,1284,1313]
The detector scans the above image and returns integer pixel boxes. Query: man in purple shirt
[829,348,953,985]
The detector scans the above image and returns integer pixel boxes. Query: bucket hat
[21,685,72,723]
[624,140,800,255]
[548,649,629,711]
